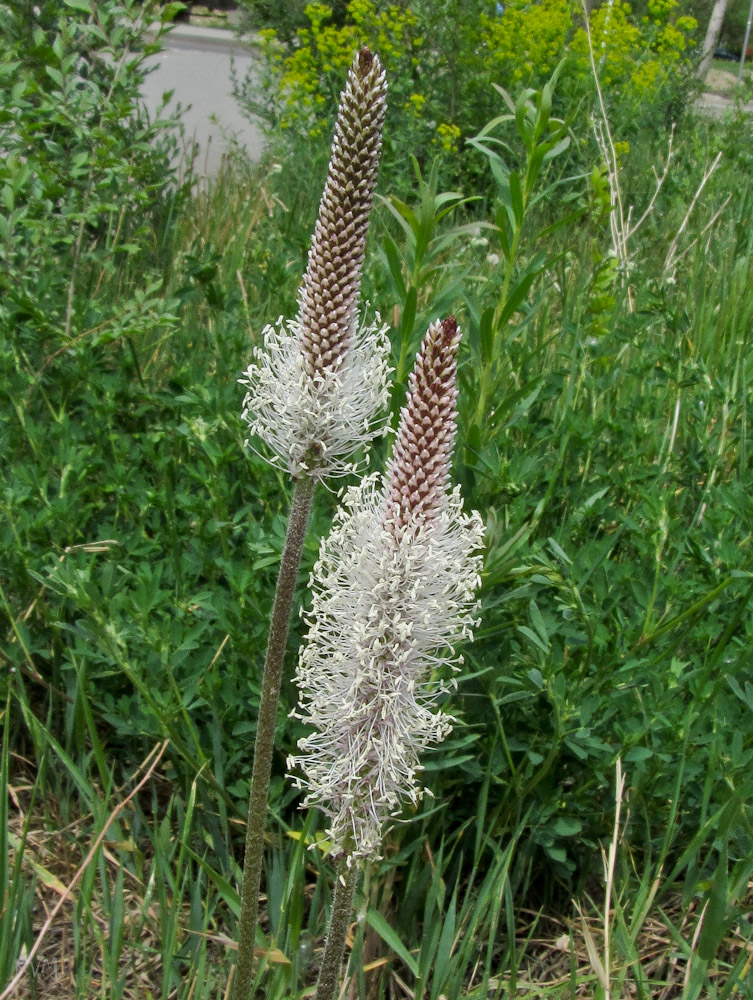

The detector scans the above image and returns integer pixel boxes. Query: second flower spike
[289,318,485,862]
[240,48,391,482]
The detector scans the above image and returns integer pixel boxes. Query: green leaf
[538,82,552,134]
[509,170,524,226]
[479,306,495,365]
[527,668,544,689]
[497,270,539,329]
[495,205,511,260]
[545,845,568,864]
[465,423,481,457]
[489,156,511,199]
[726,675,753,711]
[518,625,549,655]
[528,599,548,649]
[553,817,582,837]
[64,0,92,10]
[543,136,571,162]
[45,66,64,88]
[383,195,420,242]
[400,286,417,342]
[698,846,729,962]
[366,910,419,976]
[382,234,406,300]
[161,2,186,23]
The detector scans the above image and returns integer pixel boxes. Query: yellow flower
[613,140,629,166]
[435,123,461,154]
[405,92,426,115]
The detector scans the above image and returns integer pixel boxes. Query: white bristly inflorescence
[288,317,485,861]
[240,48,390,482]
[240,313,391,481]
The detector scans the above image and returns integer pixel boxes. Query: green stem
[232,475,315,1000]
[315,857,358,1000]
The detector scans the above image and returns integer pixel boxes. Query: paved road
[140,24,265,175]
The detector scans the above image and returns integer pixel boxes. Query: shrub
[236,0,698,187]
[0,0,188,755]
[567,0,698,130]
[0,0,185,375]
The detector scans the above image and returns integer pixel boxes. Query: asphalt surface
[140,23,265,176]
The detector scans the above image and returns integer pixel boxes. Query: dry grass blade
[1,741,168,1000]
[664,151,723,277]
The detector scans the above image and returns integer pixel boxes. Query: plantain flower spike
[289,317,484,861]
[240,48,390,481]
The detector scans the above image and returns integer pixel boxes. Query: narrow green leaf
[518,624,549,654]
[365,910,419,976]
[509,170,524,226]
[697,845,728,960]
[382,235,406,300]
[529,599,548,648]
[543,136,571,162]
[479,306,495,365]
[400,286,417,343]
[497,271,538,329]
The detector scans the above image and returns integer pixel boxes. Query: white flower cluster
[288,475,484,861]
[239,313,391,482]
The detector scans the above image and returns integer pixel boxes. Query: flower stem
[315,858,358,1000]
[232,475,315,1000]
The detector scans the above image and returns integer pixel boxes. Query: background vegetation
[1,0,752,997]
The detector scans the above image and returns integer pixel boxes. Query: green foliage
[566,0,699,130]
[239,0,427,171]
[2,10,753,997]
[236,0,698,186]
[0,0,185,368]
[237,0,349,44]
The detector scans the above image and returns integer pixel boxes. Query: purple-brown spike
[297,48,387,378]
[384,316,462,531]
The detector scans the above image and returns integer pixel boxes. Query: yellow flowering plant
[568,0,697,117]
[238,0,697,185]
[251,1,422,142]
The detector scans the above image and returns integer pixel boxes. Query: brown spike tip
[358,47,374,75]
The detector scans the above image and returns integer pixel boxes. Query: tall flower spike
[289,317,484,862]
[240,48,390,481]
[298,47,386,377]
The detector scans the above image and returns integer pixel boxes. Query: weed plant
[1,6,752,997]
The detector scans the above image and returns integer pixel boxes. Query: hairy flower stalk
[292,316,484,998]
[232,49,388,1000]
[239,47,390,482]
